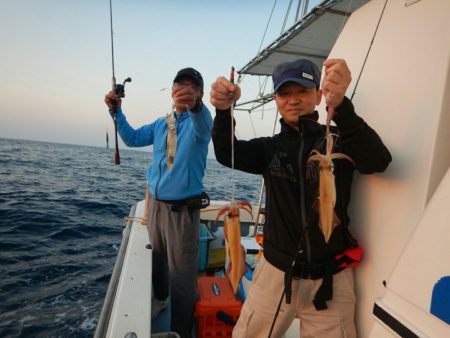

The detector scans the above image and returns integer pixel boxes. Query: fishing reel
[110,76,131,166]
[114,77,132,98]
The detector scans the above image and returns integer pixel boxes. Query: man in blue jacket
[104,67,212,338]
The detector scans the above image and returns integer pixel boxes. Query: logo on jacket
[268,153,296,182]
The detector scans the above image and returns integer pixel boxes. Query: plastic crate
[199,223,215,271]
[195,276,242,337]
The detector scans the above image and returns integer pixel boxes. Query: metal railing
[94,204,136,338]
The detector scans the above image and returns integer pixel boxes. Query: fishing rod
[109,0,132,165]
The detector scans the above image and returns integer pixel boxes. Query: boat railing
[94,204,136,338]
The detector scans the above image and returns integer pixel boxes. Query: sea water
[0,138,261,338]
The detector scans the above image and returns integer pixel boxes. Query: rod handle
[113,103,120,165]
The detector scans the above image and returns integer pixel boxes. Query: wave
[0,138,264,337]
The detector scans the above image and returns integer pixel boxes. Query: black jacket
[212,97,392,273]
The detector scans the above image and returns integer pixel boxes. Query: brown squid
[215,200,252,294]
[307,110,354,243]
[165,109,177,171]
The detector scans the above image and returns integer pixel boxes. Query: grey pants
[147,198,199,337]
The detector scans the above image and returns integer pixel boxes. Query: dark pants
[147,198,199,337]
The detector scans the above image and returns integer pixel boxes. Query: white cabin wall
[428,63,450,203]
[319,0,450,336]
[378,168,450,337]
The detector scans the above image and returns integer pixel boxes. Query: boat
[238,0,450,336]
[94,199,270,338]
[96,0,450,337]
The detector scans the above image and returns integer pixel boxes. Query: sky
[0,0,321,152]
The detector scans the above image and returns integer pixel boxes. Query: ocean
[0,138,262,338]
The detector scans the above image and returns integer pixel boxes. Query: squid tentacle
[215,200,252,294]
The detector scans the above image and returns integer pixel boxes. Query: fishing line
[229,67,236,201]
[350,0,388,100]
[251,107,278,236]
[268,290,286,338]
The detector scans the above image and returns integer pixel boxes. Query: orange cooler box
[195,276,243,337]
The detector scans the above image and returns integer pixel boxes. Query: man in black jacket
[210,58,391,338]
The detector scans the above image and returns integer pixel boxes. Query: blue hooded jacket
[115,105,212,200]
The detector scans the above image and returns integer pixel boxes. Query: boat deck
[95,199,302,337]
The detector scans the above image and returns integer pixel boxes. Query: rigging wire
[251,76,271,122]
[294,0,302,21]
[256,77,270,115]
[237,0,279,116]
[337,0,354,36]
[245,0,279,93]
[281,0,294,34]
[248,111,258,138]
[258,0,279,53]
[260,97,266,120]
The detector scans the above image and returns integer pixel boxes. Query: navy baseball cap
[273,59,321,92]
[173,67,204,90]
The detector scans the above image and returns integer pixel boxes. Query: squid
[165,110,177,171]
[215,200,252,294]
[307,110,354,243]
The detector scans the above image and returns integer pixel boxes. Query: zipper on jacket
[298,126,312,269]
[154,155,164,200]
